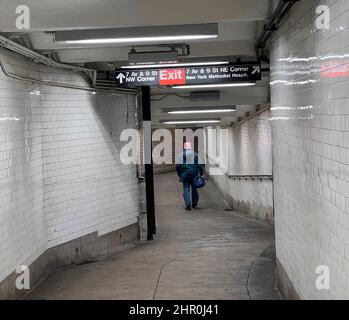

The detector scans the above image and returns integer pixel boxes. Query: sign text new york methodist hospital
[114,63,261,87]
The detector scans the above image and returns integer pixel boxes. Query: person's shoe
[185,205,192,210]
[192,203,198,209]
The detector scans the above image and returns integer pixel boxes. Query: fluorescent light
[168,110,234,114]
[29,90,41,95]
[166,108,235,114]
[162,120,221,124]
[56,24,218,45]
[173,83,256,89]
[121,61,228,69]
[66,35,217,44]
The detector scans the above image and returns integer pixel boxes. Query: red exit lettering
[158,68,186,86]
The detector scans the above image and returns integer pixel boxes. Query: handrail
[227,174,273,181]
[231,105,270,128]
[206,155,273,181]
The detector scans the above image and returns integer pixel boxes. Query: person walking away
[176,142,204,210]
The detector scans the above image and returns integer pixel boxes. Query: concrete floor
[27,172,279,300]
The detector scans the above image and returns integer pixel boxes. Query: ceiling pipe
[255,0,300,62]
[0,34,97,84]
[0,61,138,95]
[0,34,139,95]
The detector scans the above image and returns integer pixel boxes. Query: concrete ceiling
[0,0,278,127]
[0,0,279,63]
[1,0,279,32]
[12,21,260,64]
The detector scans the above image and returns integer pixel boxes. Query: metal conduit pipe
[0,35,97,83]
[255,0,299,61]
[0,34,139,95]
[0,61,139,95]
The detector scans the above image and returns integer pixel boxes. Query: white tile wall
[0,49,139,282]
[227,111,272,176]
[205,110,273,221]
[271,0,349,299]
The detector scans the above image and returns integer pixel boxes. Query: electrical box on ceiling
[128,51,178,65]
[190,91,220,102]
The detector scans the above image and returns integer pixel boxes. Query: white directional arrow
[252,66,261,75]
[116,73,126,84]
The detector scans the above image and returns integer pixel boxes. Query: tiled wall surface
[205,110,273,223]
[0,49,139,283]
[152,128,176,175]
[271,0,349,299]
[227,110,272,176]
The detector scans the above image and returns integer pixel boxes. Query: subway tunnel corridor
[26,173,277,300]
[0,0,349,304]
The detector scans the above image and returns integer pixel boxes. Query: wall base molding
[276,258,301,300]
[0,223,139,300]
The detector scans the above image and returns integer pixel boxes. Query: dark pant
[182,178,199,207]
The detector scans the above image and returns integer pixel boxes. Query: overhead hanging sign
[113,63,261,87]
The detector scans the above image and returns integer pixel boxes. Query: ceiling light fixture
[173,83,256,89]
[164,106,236,114]
[56,24,218,45]
[121,61,229,69]
[162,119,221,124]
[65,35,217,44]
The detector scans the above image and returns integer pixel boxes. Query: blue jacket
[176,150,204,182]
